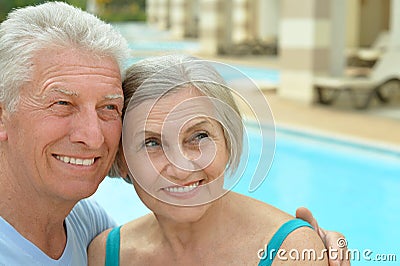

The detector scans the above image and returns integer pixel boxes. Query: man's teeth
[164,181,200,193]
[55,155,95,166]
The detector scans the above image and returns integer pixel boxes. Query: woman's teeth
[164,181,200,193]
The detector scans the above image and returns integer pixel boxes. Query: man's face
[0,47,123,203]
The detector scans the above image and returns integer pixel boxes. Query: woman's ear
[0,105,8,141]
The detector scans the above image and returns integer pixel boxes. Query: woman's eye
[189,132,209,144]
[194,132,209,140]
[144,139,160,148]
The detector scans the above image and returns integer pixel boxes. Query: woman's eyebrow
[184,120,212,132]
[135,130,160,138]
[133,119,213,139]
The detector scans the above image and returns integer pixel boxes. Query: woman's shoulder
[120,214,158,249]
[225,192,294,247]
[228,192,293,225]
[87,227,113,265]
[229,193,328,264]
[88,214,155,265]
[117,214,162,264]
[122,213,154,237]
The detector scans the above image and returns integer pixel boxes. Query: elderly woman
[88,55,330,265]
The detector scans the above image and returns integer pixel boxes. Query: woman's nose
[163,146,198,181]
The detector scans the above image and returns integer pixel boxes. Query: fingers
[296,207,328,248]
[325,232,351,266]
[296,207,351,265]
[296,207,320,232]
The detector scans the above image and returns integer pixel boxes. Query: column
[330,0,346,76]
[157,0,170,30]
[170,0,198,39]
[231,0,249,43]
[187,0,200,38]
[278,0,331,102]
[256,0,279,43]
[388,0,400,49]
[199,0,231,55]
[170,0,186,38]
[146,0,158,25]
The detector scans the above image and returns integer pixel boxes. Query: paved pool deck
[265,91,400,147]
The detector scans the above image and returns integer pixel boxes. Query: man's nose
[70,109,104,149]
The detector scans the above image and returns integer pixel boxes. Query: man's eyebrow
[45,89,122,102]
[105,94,123,100]
[50,88,78,96]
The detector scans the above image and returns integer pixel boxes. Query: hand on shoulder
[296,207,350,266]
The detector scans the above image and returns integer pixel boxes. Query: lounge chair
[347,31,389,67]
[314,50,400,109]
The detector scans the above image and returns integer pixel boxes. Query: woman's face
[122,87,229,219]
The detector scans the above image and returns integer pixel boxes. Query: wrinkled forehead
[160,86,215,115]
[123,86,220,135]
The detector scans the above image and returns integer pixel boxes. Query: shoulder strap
[258,219,313,266]
[105,226,122,266]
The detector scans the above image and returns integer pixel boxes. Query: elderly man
[0,2,128,264]
[0,2,348,266]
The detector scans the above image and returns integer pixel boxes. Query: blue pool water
[117,22,280,90]
[125,56,280,87]
[91,125,400,265]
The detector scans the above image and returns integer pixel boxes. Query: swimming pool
[90,124,400,265]
[125,56,280,88]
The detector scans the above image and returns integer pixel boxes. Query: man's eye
[105,104,117,110]
[55,101,69,106]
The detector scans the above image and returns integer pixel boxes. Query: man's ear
[0,105,8,141]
